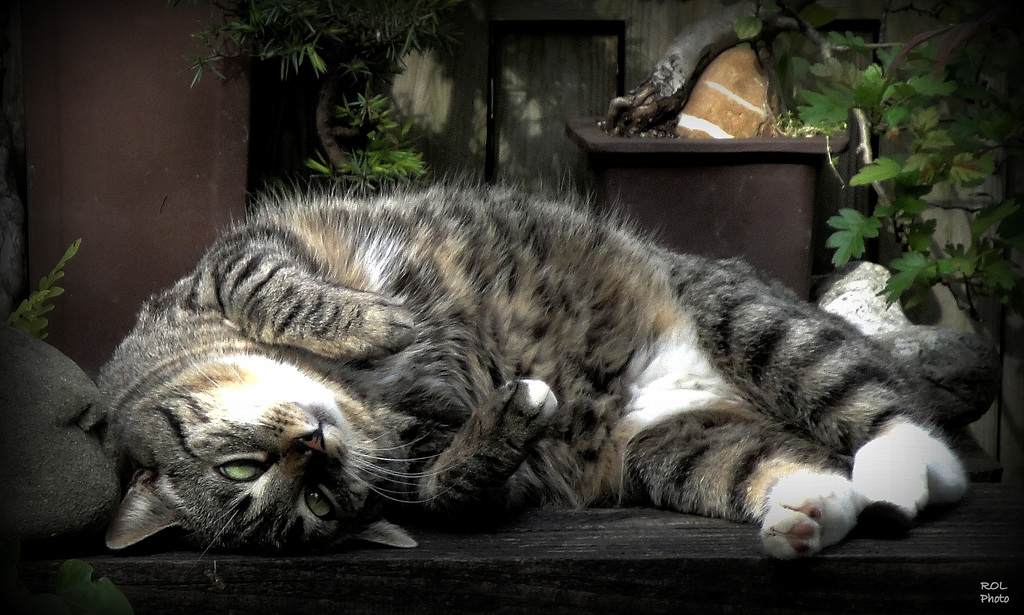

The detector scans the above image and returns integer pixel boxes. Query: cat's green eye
[305,487,334,519]
[217,460,265,482]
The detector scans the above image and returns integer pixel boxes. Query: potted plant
[571,0,1022,312]
[569,0,845,297]
[181,0,464,192]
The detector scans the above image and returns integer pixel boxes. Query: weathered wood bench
[18,481,1022,614]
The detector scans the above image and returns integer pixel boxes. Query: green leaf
[949,152,995,185]
[826,208,882,265]
[734,16,763,41]
[936,252,961,277]
[918,129,954,151]
[907,219,938,252]
[827,31,868,53]
[884,251,934,306]
[981,256,1020,290]
[996,199,1024,251]
[972,200,1020,242]
[797,87,852,126]
[798,3,838,28]
[55,560,133,615]
[882,105,910,130]
[907,73,957,97]
[902,153,940,181]
[892,192,929,216]
[910,107,941,134]
[850,157,903,185]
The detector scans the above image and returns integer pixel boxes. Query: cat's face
[105,355,416,551]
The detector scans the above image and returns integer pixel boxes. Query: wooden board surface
[18,484,1023,614]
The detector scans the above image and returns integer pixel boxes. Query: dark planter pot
[567,118,847,298]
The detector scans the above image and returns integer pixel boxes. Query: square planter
[567,118,847,297]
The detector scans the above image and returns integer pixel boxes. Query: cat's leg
[199,231,415,360]
[621,409,866,559]
[851,420,968,520]
[417,379,558,512]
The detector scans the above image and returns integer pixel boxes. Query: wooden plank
[18,484,1023,614]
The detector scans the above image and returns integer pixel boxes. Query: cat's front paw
[515,379,559,423]
[491,379,558,441]
[305,292,415,360]
[760,471,865,559]
[355,297,417,358]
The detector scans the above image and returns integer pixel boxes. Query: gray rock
[877,326,1001,429]
[815,261,911,335]
[815,262,1000,428]
[0,326,119,542]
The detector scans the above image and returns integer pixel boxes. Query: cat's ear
[355,518,418,548]
[105,469,182,549]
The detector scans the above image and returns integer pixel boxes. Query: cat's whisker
[195,506,242,561]
[342,467,417,504]
[349,446,444,466]
[363,430,434,453]
[347,451,456,482]
[347,458,430,486]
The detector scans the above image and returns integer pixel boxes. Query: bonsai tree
[181,0,463,191]
[606,0,1022,318]
[604,0,824,137]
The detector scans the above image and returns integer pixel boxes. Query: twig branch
[315,71,350,168]
[852,107,892,210]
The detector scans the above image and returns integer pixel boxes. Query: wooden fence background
[389,0,1023,489]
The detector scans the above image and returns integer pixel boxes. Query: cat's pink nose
[296,424,325,452]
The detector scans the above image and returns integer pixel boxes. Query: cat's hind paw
[852,422,967,520]
[760,471,866,559]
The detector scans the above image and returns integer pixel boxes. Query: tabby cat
[99,184,967,558]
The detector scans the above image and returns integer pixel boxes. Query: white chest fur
[619,323,747,439]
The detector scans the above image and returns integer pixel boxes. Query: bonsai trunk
[604,0,815,136]
[314,70,370,168]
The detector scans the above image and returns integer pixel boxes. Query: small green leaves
[305,90,426,191]
[826,209,882,266]
[884,251,934,308]
[734,16,763,41]
[797,87,852,126]
[182,0,463,83]
[5,239,81,339]
[849,157,903,186]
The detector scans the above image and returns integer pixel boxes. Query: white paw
[518,379,558,420]
[852,423,967,519]
[760,471,866,559]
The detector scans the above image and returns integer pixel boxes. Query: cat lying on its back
[98,184,967,558]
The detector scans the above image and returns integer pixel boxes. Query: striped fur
[99,184,966,557]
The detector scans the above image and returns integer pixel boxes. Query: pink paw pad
[781,504,821,552]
